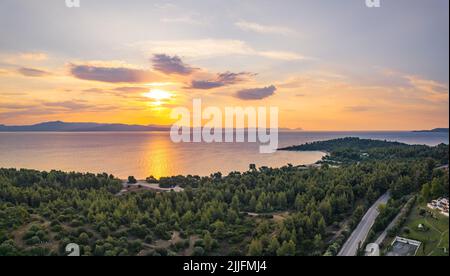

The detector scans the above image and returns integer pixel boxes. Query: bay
[0,131,447,179]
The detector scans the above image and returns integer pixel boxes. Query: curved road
[338,192,390,256]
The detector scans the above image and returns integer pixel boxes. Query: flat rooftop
[386,237,421,256]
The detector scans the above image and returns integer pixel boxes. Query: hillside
[279,137,449,165]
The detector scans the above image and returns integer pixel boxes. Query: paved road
[338,192,391,256]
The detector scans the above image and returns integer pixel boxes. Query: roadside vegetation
[377,169,449,256]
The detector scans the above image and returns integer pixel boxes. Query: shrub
[128,176,137,184]
[146,176,159,184]
[193,246,205,256]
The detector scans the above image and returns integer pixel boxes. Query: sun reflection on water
[141,133,175,179]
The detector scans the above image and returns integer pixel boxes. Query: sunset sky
[0,0,448,130]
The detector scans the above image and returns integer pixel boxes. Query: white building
[427,198,449,217]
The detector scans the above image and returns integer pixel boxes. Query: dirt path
[119,180,184,195]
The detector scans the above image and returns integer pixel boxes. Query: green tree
[248,239,263,256]
[319,200,332,221]
[78,233,89,245]
[431,178,444,198]
[267,237,280,256]
[318,217,326,236]
[277,240,296,256]
[204,232,213,252]
[0,240,19,256]
[231,195,240,212]
[193,246,205,256]
[313,234,323,251]
[128,176,137,184]
[277,192,287,210]
[421,183,432,202]
[249,196,257,212]
[255,201,264,213]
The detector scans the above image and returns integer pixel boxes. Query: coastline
[1,132,447,179]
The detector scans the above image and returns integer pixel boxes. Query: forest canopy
[0,138,448,256]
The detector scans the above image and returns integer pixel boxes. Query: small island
[413,128,449,133]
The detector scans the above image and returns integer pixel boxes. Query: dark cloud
[152,54,195,75]
[0,100,101,120]
[70,64,157,83]
[80,87,149,100]
[2,100,95,112]
[17,67,51,77]
[190,72,254,90]
[235,85,277,100]
[113,87,149,93]
[42,101,94,111]
[0,108,55,119]
[82,88,105,93]
[83,87,148,94]
[0,103,36,110]
[190,80,224,90]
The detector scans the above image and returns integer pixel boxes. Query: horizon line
[0,120,448,133]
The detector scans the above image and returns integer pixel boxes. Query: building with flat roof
[386,237,421,256]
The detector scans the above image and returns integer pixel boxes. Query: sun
[142,89,173,106]
[143,89,172,101]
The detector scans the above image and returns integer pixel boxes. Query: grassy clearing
[395,202,449,256]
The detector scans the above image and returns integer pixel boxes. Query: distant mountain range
[0,121,303,132]
[3,121,446,133]
[413,128,449,133]
[0,121,171,132]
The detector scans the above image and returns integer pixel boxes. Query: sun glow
[142,89,173,107]
[143,89,172,101]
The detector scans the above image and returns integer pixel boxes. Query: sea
[0,131,448,179]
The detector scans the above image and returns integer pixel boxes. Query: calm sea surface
[0,131,448,179]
